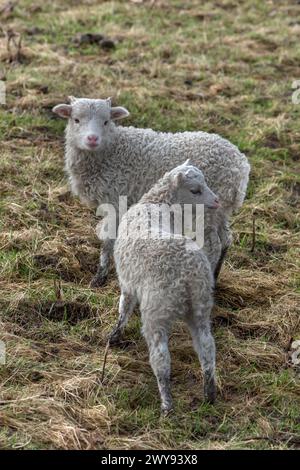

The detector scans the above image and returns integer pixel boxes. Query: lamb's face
[170,161,220,209]
[67,99,112,151]
[53,97,129,152]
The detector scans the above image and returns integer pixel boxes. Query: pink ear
[110,106,130,121]
[52,104,72,118]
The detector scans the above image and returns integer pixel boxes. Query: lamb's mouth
[206,203,220,209]
[85,143,100,151]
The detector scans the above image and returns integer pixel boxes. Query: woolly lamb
[111,161,219,413]
[53,97,250,286]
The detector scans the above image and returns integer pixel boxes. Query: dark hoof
[204,378,217,404]
[108,335,121,346]
[108,329,122,346]
[90,274,107,288]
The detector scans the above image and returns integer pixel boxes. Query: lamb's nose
[214,197,220,207]
[87,134,99,143]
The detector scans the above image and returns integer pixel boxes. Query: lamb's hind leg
[143,323,172,415]
[187,309,216,404]
[90,238,114,287]
[109,291,137,345]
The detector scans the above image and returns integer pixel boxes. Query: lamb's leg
[144,327,172,415]
[109,291,137,345]
[90,238,114,287]
[214,217,232,282]
[203,226,222,283]
[187,314,216,404]
[213,246,228,282]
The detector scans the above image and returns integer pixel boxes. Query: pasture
[0,0,299,449]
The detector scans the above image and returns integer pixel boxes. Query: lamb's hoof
[160,405,173,417]
[161,408,173,418]
[204,380,217,404]
[108,331,121,346]
[90,274,108,288]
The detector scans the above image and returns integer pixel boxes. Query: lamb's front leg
[214,216,232,282]
[90,238,114,287]
[203,226,222,283]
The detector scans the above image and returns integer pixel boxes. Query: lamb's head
[52,97,129,151]
[169,160,220,209]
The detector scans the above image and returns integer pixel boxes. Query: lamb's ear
[106,97,112,107]
[52,104,72,118]
[110,106,130,121]
[68,96,77,104]
[184,158,192,166]
[185,168,195,178]
[173,172,184,187]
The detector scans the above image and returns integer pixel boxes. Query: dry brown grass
[0,0,299,450]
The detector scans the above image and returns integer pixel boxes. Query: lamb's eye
[191,189,202,195]
[74,118,80,123]
[104,120,109,126]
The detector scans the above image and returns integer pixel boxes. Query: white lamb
[111,161,219,413]
[53,97,250,286]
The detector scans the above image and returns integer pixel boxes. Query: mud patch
[33,249,99,283]
[33,253,81,282]
[9,300,98,326]
[213,310,276,339]
[39,300,97,324]
[75,251,99,276]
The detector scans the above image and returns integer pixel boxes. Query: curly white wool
[111,162,218,413]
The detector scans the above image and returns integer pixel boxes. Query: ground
[0,0,299,450]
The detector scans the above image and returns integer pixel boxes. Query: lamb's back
[116,127,249,209]
[115,205,210,290]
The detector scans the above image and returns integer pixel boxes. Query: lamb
[110,161,219,413]
[52,97,250,286]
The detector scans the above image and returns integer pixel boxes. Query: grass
[0,0,299,450]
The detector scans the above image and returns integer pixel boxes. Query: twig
[250,212,256,253]
[100,340,110,383]
[53,278,63,301]
[241,434,300,446]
